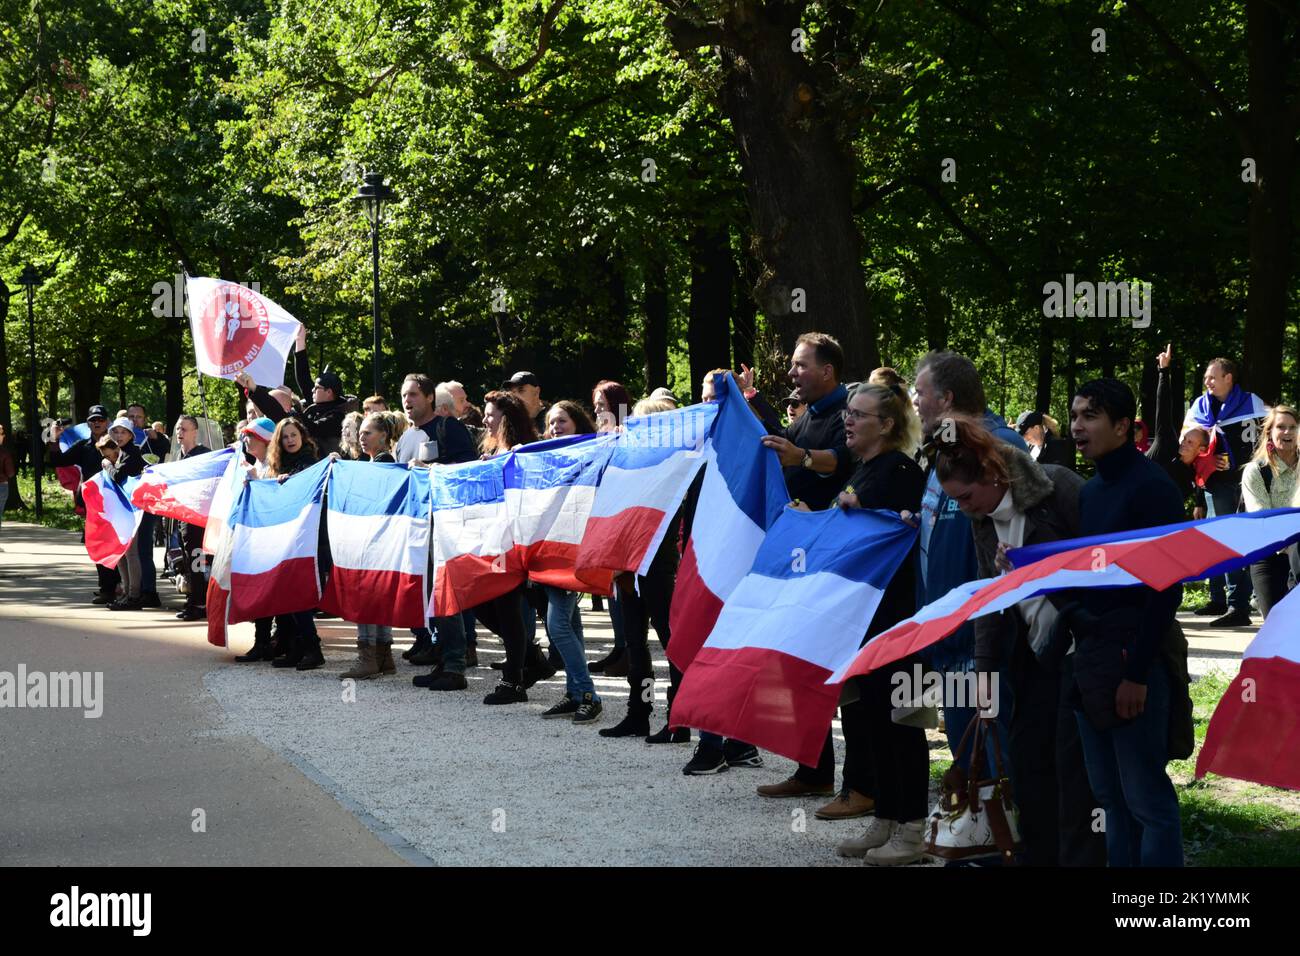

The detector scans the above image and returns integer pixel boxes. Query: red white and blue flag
[82,472,143,569]
[672,505,917,765]
[507,434,617,596]
[835,508,1300,683]
[320,462,431,628]
[224,459,329,624]
[1197,584,1300,791]
[667,374,788,673]
[429,454,526,616]
[131,447,236,527]
[576,402,716,582]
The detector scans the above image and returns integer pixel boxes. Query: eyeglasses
[842,409,888,423]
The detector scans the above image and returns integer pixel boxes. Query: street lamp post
[351,171,396,399]
[18,265,42,520]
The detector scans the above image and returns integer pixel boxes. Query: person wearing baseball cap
[648,387,679,408]
[502,371,548,435]
[47,404,120,603]
[1016,409,1076,470]
[239,417,276,477]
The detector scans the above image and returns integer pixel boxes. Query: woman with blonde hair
[868,368,922,458]
[339,410,364,461]
[1243,404,1300,618]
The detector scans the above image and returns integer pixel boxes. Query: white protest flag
[185,276,302,387]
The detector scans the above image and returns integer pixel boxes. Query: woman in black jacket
[934,417,1105,867]
[793,383,929,865]
[265,418,326,671]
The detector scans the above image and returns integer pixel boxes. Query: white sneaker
[863,819,927,866]
[836,817,894,858]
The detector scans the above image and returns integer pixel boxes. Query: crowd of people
[26,325,1298,868]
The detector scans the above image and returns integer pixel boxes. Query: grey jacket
[969,447,1085,673]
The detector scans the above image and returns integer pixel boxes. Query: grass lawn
[5,472,84,532]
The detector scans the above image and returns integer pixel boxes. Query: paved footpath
[0,521,1251,866]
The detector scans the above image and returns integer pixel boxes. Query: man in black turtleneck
[1067,378,1186,867]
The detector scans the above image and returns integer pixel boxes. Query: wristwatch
[801,448,813,469]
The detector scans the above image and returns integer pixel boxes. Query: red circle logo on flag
[196,284,271,376]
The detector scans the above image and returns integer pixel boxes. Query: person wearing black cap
[1017,410,1077,471]
[503,371,548,436]
[49,406,120,603]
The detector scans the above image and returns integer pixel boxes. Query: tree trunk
[671,2,880,378]
[731,260,756,373]
[68,346,107,421]
[687,224,734,404]
[1243,0,1295,404]
[1034,313,1053,414]
[643,257,669,392]
[47,371,59,420]
[0,288,11,439]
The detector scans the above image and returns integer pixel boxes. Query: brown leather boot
[339,642,380,680]
[375,643,397,675]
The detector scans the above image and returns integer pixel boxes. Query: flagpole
[177,263,211,424]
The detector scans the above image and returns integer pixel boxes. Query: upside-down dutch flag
[429,454,526,616]
[202,450,245,554]
[82,472,143,569]
[835,507,1300,683]
[575,402,717,583]
[131,447,236,526]
[666,374,788,673]
[1196,584,1300,791]
[508,434,617,596]
[671,505,917,766]
[225,459,329,624]
[320,461,430,628]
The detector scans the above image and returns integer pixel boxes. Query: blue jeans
[1205,483,1252,611]
[608,590,625,651]
[357,623,392,645]
[462,610,477,646]
[432,614,467,674]
[544,586,597,699]
[1074,661,1184,867]
[136,512,157,595]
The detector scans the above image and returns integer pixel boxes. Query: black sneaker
[723,741,764,768]
[645,725,691,744]
[598,714,649,738]
[1193,603,1228,617]
[137,591,162,608]
[412,666,445,688]
[465,645,479,668]
[1210,608,1253,628]
[572,693,603,725]
[409,644,442,667]
[541,695,579,719]
[296,646,325,670]
[683,744,729,776]
[426,672,468,691]
[109,597,143,611]
[92,592,116,605]
[490,659,507,670]
[483,681,527,705]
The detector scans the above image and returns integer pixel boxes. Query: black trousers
[182,521,206,609]
[472,586,528,684]
[795,700,873,795]
[618,546,679,719]
[95,562,120,596]
[1249,552,1293,620]
[1008,642,1107,866]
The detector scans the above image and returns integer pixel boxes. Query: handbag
[924,716,1022,865]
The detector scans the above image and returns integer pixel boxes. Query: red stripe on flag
[433,548,528,616]
[206,580,228,648]
[671,645,840,766]
[575,508,669,582]
[1196,656,1300,791]
[130,486,212,527]
[666,540,725,673]
[228,557,320,623]
[320,567,427,628]
[523,540,614,595]
[1113,527,1241,591]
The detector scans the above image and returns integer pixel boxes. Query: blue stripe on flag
[711,374,789,530]
[328,461,428,519]
[506,434,615,491]
[430,456,506,509]
[234,458,329,527]
[607,404,716,470]
[747,506,916,587]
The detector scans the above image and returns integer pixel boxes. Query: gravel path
[204,612,892,867]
